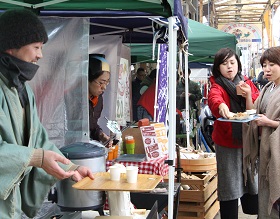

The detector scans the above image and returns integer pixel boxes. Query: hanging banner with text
[156,44,168,124]
[116,58,130,125]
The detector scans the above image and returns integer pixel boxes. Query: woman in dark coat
[88,55,112,147]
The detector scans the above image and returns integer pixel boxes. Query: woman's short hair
[260,46,280,67]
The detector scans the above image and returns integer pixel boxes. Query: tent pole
[167,16,178,219]
[184,49,190,148]
[33,0,69,8]
[0,0,30,7]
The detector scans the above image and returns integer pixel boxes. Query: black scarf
[0,52,39,108]
[215,74,246,146]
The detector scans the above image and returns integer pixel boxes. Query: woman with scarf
[88,55,112,147]
[243,46,280,218]
[208,48,259,219]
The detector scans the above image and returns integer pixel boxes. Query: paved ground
[214,206,258,219]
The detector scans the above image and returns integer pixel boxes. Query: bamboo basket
[178,157,217,172]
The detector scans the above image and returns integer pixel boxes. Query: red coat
[137,82,156,117]
[208,76,259,148]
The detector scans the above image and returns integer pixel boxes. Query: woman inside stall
[88,55,112,147]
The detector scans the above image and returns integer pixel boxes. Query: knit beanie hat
[0,9,48,52]
[88,55,110,81]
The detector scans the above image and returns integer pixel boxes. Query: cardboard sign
[151,123,168,155]
[140,126,161,161]
[140,123,168,160]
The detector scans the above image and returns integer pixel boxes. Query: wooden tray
[72,172,162,192]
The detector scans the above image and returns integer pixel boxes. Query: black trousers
[220,193,258,219]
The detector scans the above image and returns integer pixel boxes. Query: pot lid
[60,141,106,159]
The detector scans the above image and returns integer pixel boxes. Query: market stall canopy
[0,0,173,17]
[187,19,237,62]
[0,1,235,63]
[0,0,186,43]
[128,19,238,63]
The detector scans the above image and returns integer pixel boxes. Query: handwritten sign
[140,123,168,161]
[116,58,130,125]
[140,126,161,161]
[151,123,168,155]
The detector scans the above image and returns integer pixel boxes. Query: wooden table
[73,172,163,192]
[73,172,163,216]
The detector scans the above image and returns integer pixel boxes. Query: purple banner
[156,44,168,123]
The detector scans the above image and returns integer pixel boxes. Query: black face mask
[0,52,39,107]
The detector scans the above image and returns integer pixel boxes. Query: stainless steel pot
[56,141,106,211]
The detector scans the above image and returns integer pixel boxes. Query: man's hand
[41,151,95,182]
[41,150,75,180]
[70,166,95,182]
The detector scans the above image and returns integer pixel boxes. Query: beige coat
[243,82,280,217]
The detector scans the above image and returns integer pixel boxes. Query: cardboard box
[122,127,145,154]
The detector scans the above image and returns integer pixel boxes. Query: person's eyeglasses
[93,80,110,87]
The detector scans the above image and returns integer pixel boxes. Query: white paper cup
[109,166,121,181]
[126,166,138,183]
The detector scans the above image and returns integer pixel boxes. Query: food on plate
[229,112,249,120]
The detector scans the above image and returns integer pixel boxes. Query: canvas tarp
[187,19,237,62]
[0,0,187,44]
[0,0,173,17]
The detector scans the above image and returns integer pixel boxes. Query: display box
[164,170,219,219]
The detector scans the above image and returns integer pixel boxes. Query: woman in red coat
[208,48,259,219]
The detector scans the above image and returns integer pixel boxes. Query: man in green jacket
[0,9,94,218]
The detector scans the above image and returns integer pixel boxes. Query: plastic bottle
[107,148,114,161]
[125,136,135,154]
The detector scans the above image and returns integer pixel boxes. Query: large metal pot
[55,141,106,212]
